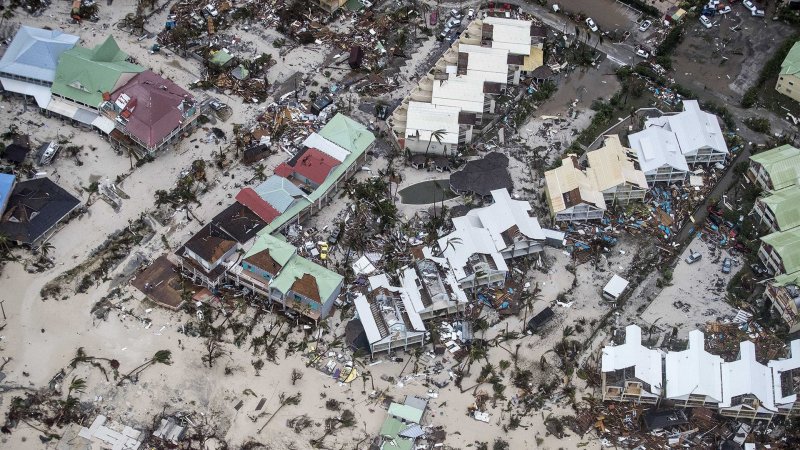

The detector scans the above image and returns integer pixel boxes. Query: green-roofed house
[51,36,144,109]
[259,113,375,234]
[378,417,414,450]
[748,145,800,191]
[777,42,800,103]
[232,233,343,320]
[759,227,800,278]
[754,186,800,233]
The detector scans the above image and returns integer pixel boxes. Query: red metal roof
[274,162,293,178]
[290,148,340,185]
[235,188,280,223]
[110,70,194,150]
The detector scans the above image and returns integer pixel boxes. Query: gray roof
[0,26,79,82]
[254,175,306,213]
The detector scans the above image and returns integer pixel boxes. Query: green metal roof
[378,417,414,450]
[774,271,800,287]
[243,233,296,266]
[750,145,800,190]
[261,115,373,234]
[761,227,800,276]
[270,252,343,300]
[781,42,800,76]
[387,402,423,424]
[51,36,143,107]
[318,113,376,155]
[210,49,234,66]
[760,186,800,231]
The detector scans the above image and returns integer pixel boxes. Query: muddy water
[555,0,642,32]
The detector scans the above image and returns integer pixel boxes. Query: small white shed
[603,274,629,301]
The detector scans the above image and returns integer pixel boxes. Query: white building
[401,260,469,321]
[719,341,777,421]
[645,100,728,165]
[403,101,462,156]
[769,340,800,416]
[628,101,728,184]
[664,330,723,407]
[354,274,426,357]
[628,126,689,184]
[601,325,663,405]
[431,189,547,289]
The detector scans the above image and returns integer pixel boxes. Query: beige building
[544,136,647,222]
[776,42,800,103]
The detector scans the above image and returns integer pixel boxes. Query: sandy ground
[640,235,739,335]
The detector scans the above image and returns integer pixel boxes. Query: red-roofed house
[276,148,341,189]
[102,70,201,155]
[235,187,281,223]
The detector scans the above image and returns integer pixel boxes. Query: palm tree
[435,236,462,257]
[56,376,87,425]
[118,350,172,385]
[424,129,446,159]
[520,283,542,333]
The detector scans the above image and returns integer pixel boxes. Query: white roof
[302,132,349,162]
[0,77,52,108]
[354,293,383,344]
[458,44,510,84]
[368,273,426,332]
[603,274,629,298]
[601,325,663,395]
[664,330,723,402]
[720,341,776,412]
[466,188,545,244]
[436,189,543,281]
[353,255,376,275]
[431,75,485,113]
[646,100,728,157]
[768,339,800,407]
[628,126,689,174]
[482,17,533,55]
[405,101,461,145]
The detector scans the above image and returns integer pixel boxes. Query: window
[262,273,271,281]
[294,293,302,301]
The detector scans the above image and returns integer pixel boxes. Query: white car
[752,9,765,17]
[586,17,598,32]
[719,6,732,14]
[467,8,475,19]
[203,4,218,17]
[699,15,712,28]
[638,19,652,32]
[743,0,757,12]
[635,48,649,58]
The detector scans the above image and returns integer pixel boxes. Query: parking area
[640,235,740,335]
[555,0,643,33]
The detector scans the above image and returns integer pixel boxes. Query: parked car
[638,20,652,32]
[719,6,732,14]
[450,8,462,19]
[685,249,702,264]
[699,15,712,28]
[203,4,218,17]
[743,0,757,12]
[635,48,649,58]
[722,257,732,274]
[586,17,598,32]
[467,8,475,19]
[752,9,765,17]
[446,17,460,28]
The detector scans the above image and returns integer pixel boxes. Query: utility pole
[0,300,6,320]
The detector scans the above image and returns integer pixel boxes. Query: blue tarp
[0,173,15,214]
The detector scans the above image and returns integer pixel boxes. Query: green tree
[118,350,172,385]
